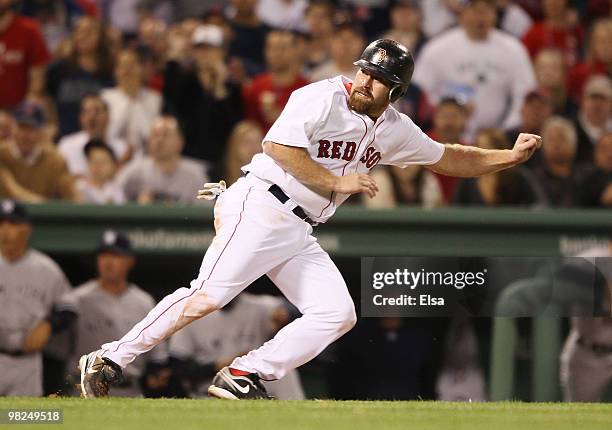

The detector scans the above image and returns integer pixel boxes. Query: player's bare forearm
[428,133,542,177]
[263,141,379,197]
[263,141,337,190]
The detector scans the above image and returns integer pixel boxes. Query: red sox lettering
[317,140,382,169]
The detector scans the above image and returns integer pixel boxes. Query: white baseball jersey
[242,75,445,223]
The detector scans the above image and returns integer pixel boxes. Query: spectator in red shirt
[569,18,612,103]
[0,0,51,109]
[522,0,584,67]
[242,30,309,132]
[533,48,576,116]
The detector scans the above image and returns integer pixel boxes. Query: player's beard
[349,90,388,116]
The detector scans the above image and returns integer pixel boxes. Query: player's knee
[182,290,221,318]
[335,300,357,333]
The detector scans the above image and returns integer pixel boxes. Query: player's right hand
[333,173,379,198]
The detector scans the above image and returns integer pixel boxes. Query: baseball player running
[79,39,541,399]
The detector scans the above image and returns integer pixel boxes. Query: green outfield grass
[1,398,611,430]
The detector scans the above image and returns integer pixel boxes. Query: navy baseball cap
[0,200,30,223]
[96,230,133,255]
[13,101,45,129]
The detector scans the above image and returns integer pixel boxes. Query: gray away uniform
[61,280,168,397]
[561,246,612,401]
[0,250,71,396]
[169,293,304,399]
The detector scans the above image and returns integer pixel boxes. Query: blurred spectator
[365,165,444,209]
[137,0,222,23]
[495,0,533,38]
[573,75,612,163]
[533,49,576,116]
[137,17,168,92]
[380,0,426,59]
[420,0,462,38]
[413,0,536,140]
[436,317,486,401]
[533,116,581,207]
[102,49,162,158]
[117,116,208,204]
[391,83,432,130]
[100,0,143,37]
[303,0,334,72]
[46,16,115,137]
[428,97,471,203]
[522,0,584,66]
[19,0,99,52]
[0,102,76,202]
[169,292,304,399]
[163,25,242,178]
[224,120,263,185]
[227,0,271,77]
[256,0,308,32]
[0,109,16,142]
[453,128,543,206]
[506,90,554,166]
[339,0,390,40]
[76,138,125,204]
[309,23,365,82]
[580,132,612,207]
[424,0,534,41]
[568,18,612,103]
[583,0,611,27]
[57,93,129,177]
[364,96,468,208]
[0,0,51,110]
[60,230,169,397]
[0,200,73,396]
[243,30,309,132]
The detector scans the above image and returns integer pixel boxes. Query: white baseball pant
[101,174,356,380]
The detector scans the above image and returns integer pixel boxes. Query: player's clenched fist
[511,133,542,164]
[333,173,379,198]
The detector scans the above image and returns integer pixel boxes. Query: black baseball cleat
[208,367,273,400]
[78,350,123,398]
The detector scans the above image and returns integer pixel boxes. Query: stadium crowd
[0,0,611,402]
[0,0,610,208]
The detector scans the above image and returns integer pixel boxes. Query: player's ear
[389,85,406,103]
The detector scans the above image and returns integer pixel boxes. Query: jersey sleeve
[382,113,445,167]
[263,84,331,148]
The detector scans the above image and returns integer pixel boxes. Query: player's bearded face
[349,70,391,116]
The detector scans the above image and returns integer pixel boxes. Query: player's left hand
[511,133,542,164]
